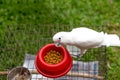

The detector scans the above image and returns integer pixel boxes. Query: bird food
[44,50,62,64]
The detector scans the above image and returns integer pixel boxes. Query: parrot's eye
[58,37,61,40]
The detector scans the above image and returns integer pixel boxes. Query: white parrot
[53,27,120,57]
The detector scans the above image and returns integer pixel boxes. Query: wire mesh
[0,24,107,80]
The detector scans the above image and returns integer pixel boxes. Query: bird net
[0,24,107,80]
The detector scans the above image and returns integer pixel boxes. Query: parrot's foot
[71,54,83,57]
[71,54,80,57]
[71,54,83,61]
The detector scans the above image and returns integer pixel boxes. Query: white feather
[101,33,120,46]
[53,27,120,57]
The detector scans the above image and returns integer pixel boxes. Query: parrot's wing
[70,28,104,48]
[71,27,98,34]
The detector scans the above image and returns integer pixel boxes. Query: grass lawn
[0,0,120,79]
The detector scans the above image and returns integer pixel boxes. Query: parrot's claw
[71,54,82,57]
[71,54,80,57]
[71,54,83,60]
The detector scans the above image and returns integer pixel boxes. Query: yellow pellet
[44,50,62,64]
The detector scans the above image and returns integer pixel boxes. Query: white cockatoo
[53,27,120,57]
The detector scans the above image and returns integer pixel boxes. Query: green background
[0,0,120,79]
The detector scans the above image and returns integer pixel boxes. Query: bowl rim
[38,43,68,68]
[7,66,31,80]
[35,52,72,78]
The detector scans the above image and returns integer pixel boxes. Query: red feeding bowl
[35,43,72,78]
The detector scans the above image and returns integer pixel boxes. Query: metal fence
[0,24,107,80]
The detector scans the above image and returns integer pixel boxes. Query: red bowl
[35,43,72,78]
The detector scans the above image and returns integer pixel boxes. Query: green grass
[0,0,120,80]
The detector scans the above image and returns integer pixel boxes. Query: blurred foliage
[0,0,120,79]
[0,0,120,26]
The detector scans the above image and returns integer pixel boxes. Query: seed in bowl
[44,50,62,64]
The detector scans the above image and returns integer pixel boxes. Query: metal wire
[0,24,107,80]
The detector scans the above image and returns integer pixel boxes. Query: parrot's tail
[101,33,120,46]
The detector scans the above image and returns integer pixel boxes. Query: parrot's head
[53,32,68,47]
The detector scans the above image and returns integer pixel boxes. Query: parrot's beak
[54,42,61,47]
